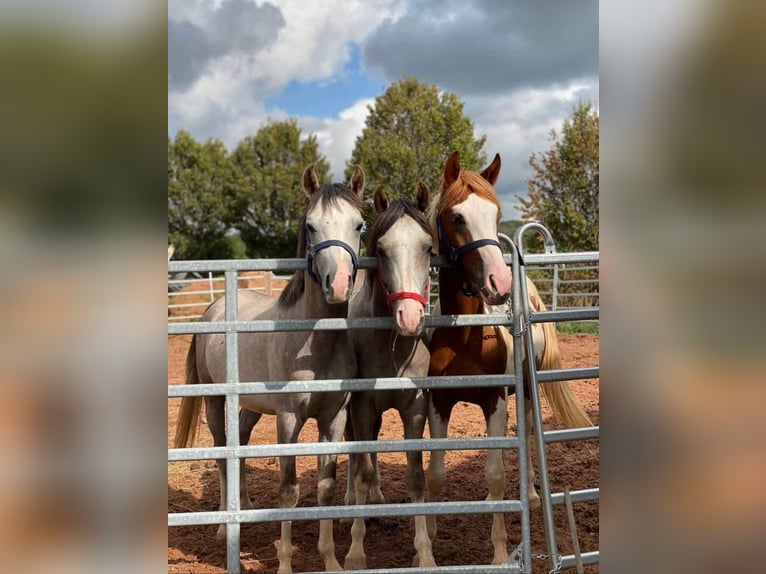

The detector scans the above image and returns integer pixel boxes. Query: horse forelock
[310,182,366,214]
[427,170,502,253]
[278,182,365,309]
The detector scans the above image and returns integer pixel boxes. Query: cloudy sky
[168,0,598,219]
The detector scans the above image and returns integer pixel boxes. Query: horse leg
[344,402,376,570]
[402,395,436,567]
[317,407,347,572]
[238,409,262,510]
[524,399,541,508]
[344,414,356,506]
[485,394,509,565]
[204,396,230,542]
[426,400,451,541]
[276,412,304,574]
[368,413,385,503]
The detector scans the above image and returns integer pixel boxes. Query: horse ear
[373,186,389,214]
[416,181,430,213]
[350,165,365,196]
[443,150,461,187]
[479,153,501,185]
[302,164,320,197]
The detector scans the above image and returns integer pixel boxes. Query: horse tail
[530,286,592,429]
[173,336,203,448]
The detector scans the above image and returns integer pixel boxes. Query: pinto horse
[343,184,435,569]
[426,151,591,564]
[173,165,366,573]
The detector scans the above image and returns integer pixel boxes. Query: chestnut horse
[173,165,366,573]
[426,151,591,564]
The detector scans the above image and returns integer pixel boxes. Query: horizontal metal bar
[169,436,520,461]
[537,367,599,383]
[561,550,599,568]
[531,308,599,322]
[521,252,599,265]
[167,373,516,397]
[550,488,599,506]
[167,301,214,309]
[169,252,599,274]
[167,313,524,335]
[543,427,599,443]
[168,499,523,526]
[168,315,204,322]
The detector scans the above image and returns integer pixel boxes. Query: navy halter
[436,214,503,298]
[305,226,359,285]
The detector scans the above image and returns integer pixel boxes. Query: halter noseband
[305,226,359,284]
[376,260,429,312]
[436,213,503,298]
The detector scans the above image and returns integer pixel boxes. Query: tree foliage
[230,119,330,257]
[518,102,599,252]
[347,77,486,210]
[167,121,331,259]
[168,131,241,259]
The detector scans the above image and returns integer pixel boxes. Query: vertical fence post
[224,270,241,574]
[509,241,533,573]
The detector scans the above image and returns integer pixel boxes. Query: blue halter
[305,226,359,285]
[436,214,503,298]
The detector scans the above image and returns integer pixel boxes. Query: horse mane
[426,170,502,254]
[364,197,433,294]
[278,183,366,309]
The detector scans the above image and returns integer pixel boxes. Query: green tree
[518,102,599,252]
[231,119,331,257]
[168,131,240,259]
[347,77,486,209]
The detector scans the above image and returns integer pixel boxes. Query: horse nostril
[489,274,498,293]
[324,274,331,291]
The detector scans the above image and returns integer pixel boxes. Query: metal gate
[168,224,599,573]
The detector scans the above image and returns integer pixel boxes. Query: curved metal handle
[513,222,557,257]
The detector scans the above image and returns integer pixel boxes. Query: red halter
[377,260,429,312]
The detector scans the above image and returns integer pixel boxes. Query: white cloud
[466,77,599,219]
[298,98,375,180]
[168,0,406,147]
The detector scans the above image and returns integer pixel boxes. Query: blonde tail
[530,286,592,429]
[173,336,203,448]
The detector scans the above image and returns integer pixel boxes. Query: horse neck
[437,267,484,315]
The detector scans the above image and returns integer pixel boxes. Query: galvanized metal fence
[167,224,599,573]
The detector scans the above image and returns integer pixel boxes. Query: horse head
[432,151,511,305]
[302,164,366,304]
[366,183,433,336]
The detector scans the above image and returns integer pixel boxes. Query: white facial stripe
[378,217,431,294]
[306,202,362,247]
[451,194,499,242]
[451,194,506,271]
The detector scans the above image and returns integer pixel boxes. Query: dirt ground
[168,333,599,573]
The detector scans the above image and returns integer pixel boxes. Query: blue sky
[168,0,598,219]
[265,46,384,117]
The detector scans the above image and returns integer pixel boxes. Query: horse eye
[378,247,387,258]
[425,245,434,255]
[355,221,365,232]
[307,224,317,233]
[452,214,465,225]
